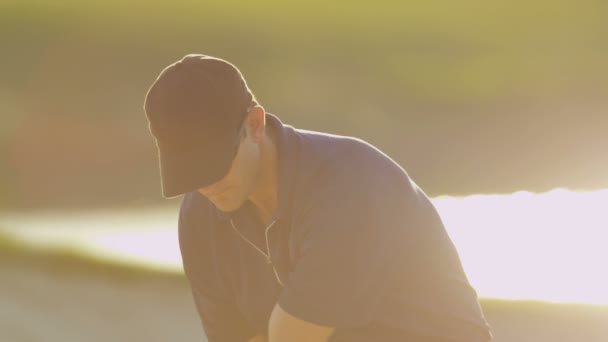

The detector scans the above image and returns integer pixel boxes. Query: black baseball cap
[143,54,254,198]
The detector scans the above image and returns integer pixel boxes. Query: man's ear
[246,105,266,143]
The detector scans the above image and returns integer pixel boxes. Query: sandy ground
[1,250,607,342]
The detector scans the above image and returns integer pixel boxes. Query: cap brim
[157,138,236,198]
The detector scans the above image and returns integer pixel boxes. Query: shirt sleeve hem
[277,290,372,329]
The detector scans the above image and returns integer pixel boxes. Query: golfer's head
[143,54,262,207]
[197,105,267,212]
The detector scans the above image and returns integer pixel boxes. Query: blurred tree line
[1,1,607,210]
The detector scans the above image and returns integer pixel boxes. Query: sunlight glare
[1,188,606,304]
[434,188,608,305]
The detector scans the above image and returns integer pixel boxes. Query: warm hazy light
[1,188,607,305]
[434,188,608,305]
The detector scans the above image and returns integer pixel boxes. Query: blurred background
[1,1,607,341]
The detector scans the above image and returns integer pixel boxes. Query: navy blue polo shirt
[178,113,493,342]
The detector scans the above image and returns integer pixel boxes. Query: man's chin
[212,199,245,213]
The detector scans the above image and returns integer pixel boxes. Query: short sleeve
[278,169,409,328]
[189,286,257,342]
[178,193,257,341]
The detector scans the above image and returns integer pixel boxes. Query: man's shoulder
[293,126,368,157]
[293,127,411,190]
[286,127,422,229]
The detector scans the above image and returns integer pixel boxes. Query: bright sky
[1,187,607,305]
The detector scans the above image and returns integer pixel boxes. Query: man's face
[197,126,261,212]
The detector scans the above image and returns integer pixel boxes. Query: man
[143,54,493,342]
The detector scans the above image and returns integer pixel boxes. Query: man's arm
[245,302,337,342]
[266,161,409,339]
[268,303,335,342]
[189,286,258,342]
[247,334,268,342]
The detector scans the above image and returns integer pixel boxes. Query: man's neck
[248,129,279,227]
